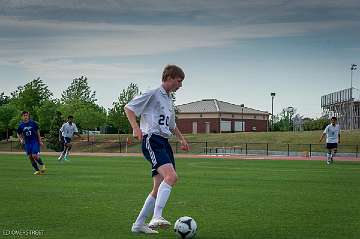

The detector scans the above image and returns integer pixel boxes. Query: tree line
[0,76,329,144]
[271,107,329,132]
[0,77,140,147]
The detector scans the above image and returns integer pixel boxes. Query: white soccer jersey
[60,122,79,138]
[125,86,176,138]
[323,124,340,143]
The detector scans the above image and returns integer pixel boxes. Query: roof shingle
[177,99,268,115]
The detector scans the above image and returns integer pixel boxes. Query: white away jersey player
[60,122,79,138]
[125,86,176,138]
[323,124,340,143]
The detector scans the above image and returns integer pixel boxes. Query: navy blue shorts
[142,134,175,177]
[24,142,40,155]
[326,143,338,149]
[61,136,72,144]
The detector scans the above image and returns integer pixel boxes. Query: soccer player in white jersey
[125,65,189,234]
[58,115,81,161]
[319,116,341,164]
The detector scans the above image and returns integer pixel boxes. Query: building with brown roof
[176,99,270,134]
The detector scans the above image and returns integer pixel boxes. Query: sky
[0,0,360,118]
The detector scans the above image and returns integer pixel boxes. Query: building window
[234,121,245,132]
[220,121,231,132]
[205,122,210,134]
[192,122,198,134]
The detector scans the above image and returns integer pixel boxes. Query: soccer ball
[174,216,197,239]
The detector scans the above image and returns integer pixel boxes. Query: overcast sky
[1,0,360,117]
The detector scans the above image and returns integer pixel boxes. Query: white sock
[134,195,156,226]
[153,181,172,219]
[327,153,331,160]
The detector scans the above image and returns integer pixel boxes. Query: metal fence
[0,140,359,158]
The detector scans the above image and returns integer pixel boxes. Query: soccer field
[1,155,360,239]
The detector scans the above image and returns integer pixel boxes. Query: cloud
[1,0,359,27]
[2,0,359,12]
[0,16,358,63]
[21,60,156,80]
[7,58,160,108]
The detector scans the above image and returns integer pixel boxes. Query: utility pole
[270,92,276,131]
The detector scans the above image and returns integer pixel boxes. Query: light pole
[350,64,357,130]
[270,92,276,130]
[240,104,244,131]
[351,64,357,91]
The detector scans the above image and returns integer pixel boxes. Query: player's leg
[135,174,163,226]
[32,142,45,172]
[34,154,46,173]
[149,136,178,228]
[331,147,337,163]
[326,144,332,164]
[131,174,162,234]
[29,155,41,174]
[25,144,40,174]
[63,138,72,160]
[152,163,177,218]
[58,137,67,161]
[64,141,72,159]
[152,139,177,220]
[131,135,160,234]
[148,164,176,229]
[62,143,69,160]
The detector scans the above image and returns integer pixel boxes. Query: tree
[60,77,106,140]
[46,111,64,152]
[303,117,329,131]
[272,107,297,131]
[59,101,107,141]
[0,92,10,106]
[108,83,140,134]
[0,104,19,139]
[61,76,96,104]
[10,78,53,120]
[76,103,107,130]
[36,100,60,133]
[76,103,107,141]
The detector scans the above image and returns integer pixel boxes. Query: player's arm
[73,124,81,139]
[59,129,63,142]
[37,130,44,146]
[16,125,24,144]
[124,107,142,141]
[124,90,154,141]
[319,126,328,143]
[17,132,24,144]
[319,133,326,143]
[173,127,189,151]
[59,124,64,142]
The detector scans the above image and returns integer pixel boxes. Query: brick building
[176,99,269,134]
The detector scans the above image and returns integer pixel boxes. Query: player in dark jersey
[17,111,46,175]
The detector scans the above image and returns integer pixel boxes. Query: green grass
[1,154,360,239]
